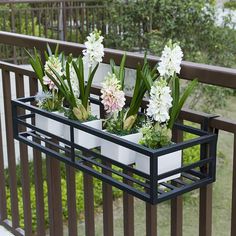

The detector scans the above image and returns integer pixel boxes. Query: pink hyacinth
[43,76,57,91]
[101,73,126,114]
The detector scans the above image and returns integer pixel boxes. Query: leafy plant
[26,44,64,111]
[102,54,157,135]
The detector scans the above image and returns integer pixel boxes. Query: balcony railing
[0,31,236,236]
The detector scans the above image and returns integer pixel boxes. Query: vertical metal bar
[10,3,17,64]
[46,142,63,236]
[44,8,48,38]
[2,69,19,229]
[81,2,84,36]
[29,77,46,236]
[15,73,32,235]
[146,154,157,235]
[25,10,28,35]
[123,170,134,236]
[171,120,183,236]
[66,164,78,236]
[38,10,41,37]
[31,10,35,36]
[75,5,78,43]
[62,0,67,41]
[83,160,95,236]
[231,134,236,236]
[70,6,73,41]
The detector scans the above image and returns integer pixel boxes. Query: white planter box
[35,111,64,138]
[135,150,182,183]
[101,132,142,165]
[64,119,102,149]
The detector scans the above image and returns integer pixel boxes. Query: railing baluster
[171,119,183,236]
[199,122,213,236]
[2,69,19,229]
[46,141,63,236]
[231,134,236,236]
[29,77,46,236]
[66,164,78,236]
[146,204,157,236]
[15,73,32,235]
[102,161,114,236]
[199,185,213,236]
[83,161,95,236]
[123,170,134,236]
[0,104,7,221]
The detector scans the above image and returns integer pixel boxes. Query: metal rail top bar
[0,31,236,89]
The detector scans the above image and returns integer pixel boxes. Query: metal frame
[12,96,218,205]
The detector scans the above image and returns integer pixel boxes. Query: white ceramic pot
[35,111,64,138]
[101,132,142,165]
[64,119,102,149]
[135,150,182,183]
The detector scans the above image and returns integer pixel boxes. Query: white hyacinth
[83,30,104,68]
[157,42,183,78]
[43,55,63,90]
[69,62,80,97]
[146,80,173,123]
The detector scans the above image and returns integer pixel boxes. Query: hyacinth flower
[101,54,158,135]
[139,41,198,149]
[47,30,104,121]
[26,44,64,111]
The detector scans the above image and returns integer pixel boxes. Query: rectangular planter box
[135,150,182,183]
[12,96,218,205]
[35,111,64,138]
[101,132,142,165]
[64,119,102,149]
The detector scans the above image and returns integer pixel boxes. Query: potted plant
[47,30,104,149]
[135,41,198,182]
[26,45,65,137]
[100,55,158,165]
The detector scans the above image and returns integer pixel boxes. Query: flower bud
[123,114,137,131]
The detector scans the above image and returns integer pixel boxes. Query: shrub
[224,1,236,10]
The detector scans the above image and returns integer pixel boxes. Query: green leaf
[54,44,59,57]
[168,76,180,129]
[84,63,99,108]
[168,78,198,129]
[72,59,85,104]
[25,48,46,90]
[119,54,126,89]
[46,44,52,56]
[110,59,117,75]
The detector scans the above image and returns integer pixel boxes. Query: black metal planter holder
[12,96,218,205]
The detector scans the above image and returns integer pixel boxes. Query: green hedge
[224,1,236,10]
